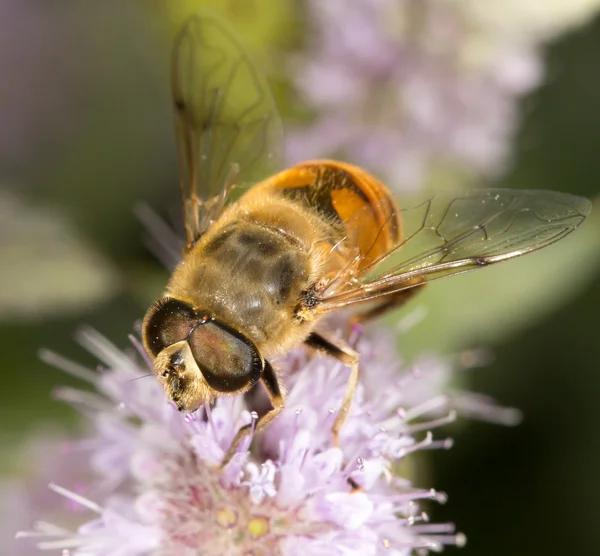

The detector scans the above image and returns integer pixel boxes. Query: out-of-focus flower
[286,0,600,190]
[0,0,77,175]
[11,322,520,555]
[463,0,600,42]
[0,433,95,556]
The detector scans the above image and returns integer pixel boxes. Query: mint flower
[10,322,514,555]
[1,434,94,556]
[286,0,599,189]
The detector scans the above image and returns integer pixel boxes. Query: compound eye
[188,320,263,393]
[142,298,196,357]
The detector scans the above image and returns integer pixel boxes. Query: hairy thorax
[165,212,319,358]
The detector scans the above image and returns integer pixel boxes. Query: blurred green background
[1,1,599,554]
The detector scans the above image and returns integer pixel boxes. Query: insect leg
[220,361,285,468]
[304,333,359,447]
[254,360,286,434]
[350,284,425,326]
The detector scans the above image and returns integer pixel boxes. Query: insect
[142,14,591,464]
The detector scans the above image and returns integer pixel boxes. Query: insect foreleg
[220,361,285,468]
[304,332,359,447]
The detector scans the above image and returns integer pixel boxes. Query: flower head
[0,434,94,556]
[11,322,506,555]
[286,0,600,190]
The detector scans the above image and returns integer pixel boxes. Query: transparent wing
[316,189,592,311]
[172,14,283,247]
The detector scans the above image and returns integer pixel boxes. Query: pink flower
[12,322,503,554]
[287,0,543,189]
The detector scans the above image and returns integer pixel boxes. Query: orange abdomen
[261,160,400,270]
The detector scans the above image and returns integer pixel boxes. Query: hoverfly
[142,14,591,464]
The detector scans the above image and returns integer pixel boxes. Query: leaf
[0,192,121,322]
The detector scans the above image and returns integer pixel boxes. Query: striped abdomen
[257,160,400,270]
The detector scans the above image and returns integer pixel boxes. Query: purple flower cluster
[8,321,515,555]
[286,0,542,189]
